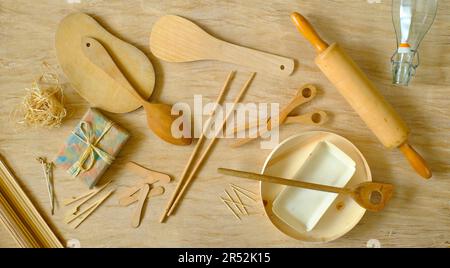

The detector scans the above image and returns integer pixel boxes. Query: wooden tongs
[231,84,328,147]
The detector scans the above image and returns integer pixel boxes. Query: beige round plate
[261,131,371,243]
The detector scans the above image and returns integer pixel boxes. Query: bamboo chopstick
[0,153,63,248]
[165,72,256,217]
[160,71,235,223]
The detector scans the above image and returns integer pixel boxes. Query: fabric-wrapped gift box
[55,108,129,188]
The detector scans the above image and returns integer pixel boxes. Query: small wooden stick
[126,162,171,184]
[70,189,114,229]
[66,181,112,215]
[220,197,240,221]
[232,188,248,215]
[220,197,253,208]
[230,183,258,197]
[224,190,243,214]
[63,181,111,206]
[132,184,150,228]
[119,186,165,207]
[232,187,257,202]
[65,189,114,225]
[160,71,235,223]
[166,72,256,217]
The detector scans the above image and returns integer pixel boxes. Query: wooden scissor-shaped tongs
[231,84,328,147]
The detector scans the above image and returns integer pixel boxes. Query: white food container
[272,141,356,232]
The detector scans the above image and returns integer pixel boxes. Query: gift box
[55,108,129,188]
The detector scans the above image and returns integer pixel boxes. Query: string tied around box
[68,120,115,177]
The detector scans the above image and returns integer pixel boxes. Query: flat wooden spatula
[218,168,394,212]
[150,15,295,76]
[82,37,192,146]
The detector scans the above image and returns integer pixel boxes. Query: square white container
[272,141,356,232]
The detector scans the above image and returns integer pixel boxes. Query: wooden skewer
[220,197,240,221]
[0,154,63,248]
[232,188,248,215]
[166,72,256,217]
[159,71,235,223]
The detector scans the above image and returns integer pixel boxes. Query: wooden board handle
[399,143,432,179]
[290,12,329,53]
[215,40,295,76]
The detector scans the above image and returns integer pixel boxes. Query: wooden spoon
[150,15,294,76]
[82,37,192,146]
[218,168,394,212]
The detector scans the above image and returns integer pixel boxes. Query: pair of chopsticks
[160,71,256,222]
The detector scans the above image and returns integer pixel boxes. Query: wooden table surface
[0,0,449,248]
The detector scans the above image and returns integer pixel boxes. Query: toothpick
[230,183,257,197]
[231,187,257,202]
[232,188,248,215]
[220,197,240,221]
[220,197,253,208]
[224,190,243,215]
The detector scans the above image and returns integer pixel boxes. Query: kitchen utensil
[150,15,294,76]
[291,12,431,179]
[132,184,150,228]
[82,37,192,146]
[219,168,392,212]
[232,84,328,147]
[161,72,255,222]
[56,12,154,113]
[261,131,372,242]
[159,71,235,222]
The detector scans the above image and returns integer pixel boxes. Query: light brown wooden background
[0,0,448,248]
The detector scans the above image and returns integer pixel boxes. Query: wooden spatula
[150,15,295,76]
[82,37,192,146]
[218,168,394,212]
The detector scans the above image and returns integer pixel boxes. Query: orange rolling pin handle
[399,143,432,179]
[290,12,329,54]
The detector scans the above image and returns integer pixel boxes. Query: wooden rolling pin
[291,12,431,179]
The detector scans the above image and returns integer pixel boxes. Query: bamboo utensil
[218,168,393,212]
[159,71,235,222]
[0,154,63,248]
[290,12,431,179]
[150,15,294,76]
[232,84,328,147]
[65,181,111,216]
[82,37,192,146]
[161,72,255,222]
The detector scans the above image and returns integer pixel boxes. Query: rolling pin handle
[290,12,329,53]
[399,143,432,179]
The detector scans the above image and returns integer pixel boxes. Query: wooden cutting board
[55,12,155,113]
